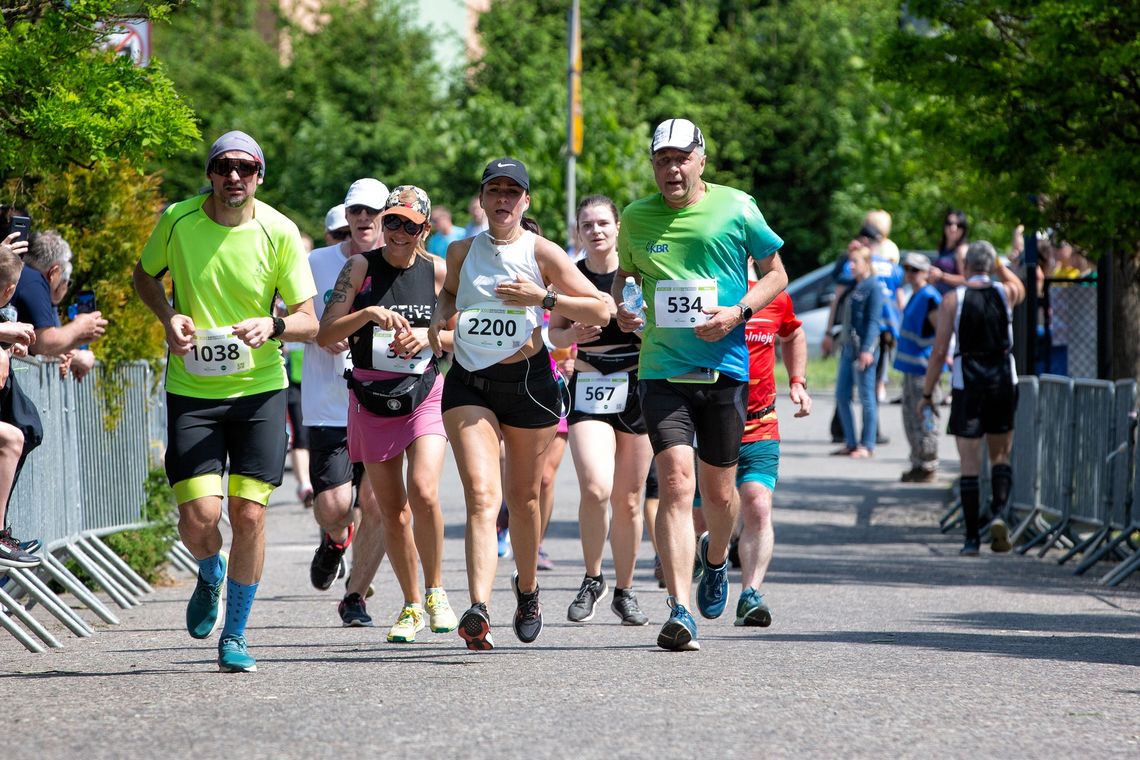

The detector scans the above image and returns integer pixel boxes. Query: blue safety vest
[893,284,941,375]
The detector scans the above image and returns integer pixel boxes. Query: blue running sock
[221,578,259,639]
[198,554,224,586]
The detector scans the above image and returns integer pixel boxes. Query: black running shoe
[511,571,543,643]
[0,528,41,569]
[310,527,351,591]
[566,575,608,622]
[338,592,373,627]
[611,588,648,626]
[459,603,494,651]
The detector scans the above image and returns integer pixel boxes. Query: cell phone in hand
[3,215,31,244]
[75,290,97,314]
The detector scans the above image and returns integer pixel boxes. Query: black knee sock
[960,476,981,541]
[991,464,1013,519]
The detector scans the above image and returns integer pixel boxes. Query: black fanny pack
[346,363,438,417]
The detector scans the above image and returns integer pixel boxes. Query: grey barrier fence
[1,357,177,652]
[999,372,1140,585]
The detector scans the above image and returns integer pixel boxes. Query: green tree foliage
[0,0,198,181]
[9,161,168,369]
[879,0,1140,378]
[0,1,198,375]
[470,0,940,272]
[154,0,445,233]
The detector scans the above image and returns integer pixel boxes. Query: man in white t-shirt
[303,182,389,626]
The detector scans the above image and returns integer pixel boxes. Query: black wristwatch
[271,317,286,338]
[736,302,754,323]
[541,290,557,310]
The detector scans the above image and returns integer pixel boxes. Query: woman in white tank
[428,158,608,650]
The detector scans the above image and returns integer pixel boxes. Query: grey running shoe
[610,588,648,626]
[567,575,608,623]
[511,571,543,643]
[0,528,40,569]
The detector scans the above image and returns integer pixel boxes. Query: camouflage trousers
[901,373,939,471]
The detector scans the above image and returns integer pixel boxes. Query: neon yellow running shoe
[426,589,458,633]
[386,604,426,643]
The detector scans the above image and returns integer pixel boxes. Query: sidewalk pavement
[3,393,1138,759]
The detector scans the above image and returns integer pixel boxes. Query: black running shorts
[165,389,287,495]
[442,350,563,429]
[638,377,747,467]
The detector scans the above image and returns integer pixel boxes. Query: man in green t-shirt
[612,118,788,652]
[133,130,317,673]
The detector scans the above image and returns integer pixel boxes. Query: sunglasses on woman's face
[944,221,960,228]
[209,158,260,178]
[382,216,425,236]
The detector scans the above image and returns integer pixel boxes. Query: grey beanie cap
[206,130,265,177]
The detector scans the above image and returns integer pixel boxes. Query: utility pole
[566,0,582,251]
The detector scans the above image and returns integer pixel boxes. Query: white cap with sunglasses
[343,178,389,211]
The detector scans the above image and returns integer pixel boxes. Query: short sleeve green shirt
[617,183,783,381]
[140,194,317,399]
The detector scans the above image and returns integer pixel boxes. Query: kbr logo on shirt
[645,241,669,253]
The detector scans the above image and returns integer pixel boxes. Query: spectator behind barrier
[12,230,107,380]
[0,240,41,568]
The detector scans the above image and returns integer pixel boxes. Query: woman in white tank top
[427,157,609,651]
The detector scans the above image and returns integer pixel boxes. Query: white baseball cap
[324,204,348,232]
[343,178,389,210]
[651,118,706,155]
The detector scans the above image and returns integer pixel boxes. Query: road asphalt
[3,393,1138,759]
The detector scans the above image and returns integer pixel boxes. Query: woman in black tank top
[317,185,460,643]
[549,195,654,626]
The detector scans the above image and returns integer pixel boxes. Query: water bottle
[922,405,936,434]
[622,276,645,334]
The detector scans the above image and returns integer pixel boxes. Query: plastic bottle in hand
[622,276,645,334]
[922,405,936,434]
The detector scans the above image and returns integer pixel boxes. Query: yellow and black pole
[566,0,582,251]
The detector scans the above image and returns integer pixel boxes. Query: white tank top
[454,230,544,371]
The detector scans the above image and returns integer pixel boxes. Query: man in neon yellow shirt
[133,131,317,672]
[612,118,788,652]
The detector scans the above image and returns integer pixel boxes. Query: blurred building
[271,0,488,69]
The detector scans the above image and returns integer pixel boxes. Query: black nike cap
[481,157,530,191]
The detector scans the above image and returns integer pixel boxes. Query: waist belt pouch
[349,363,438,417]
[0,374,42,454]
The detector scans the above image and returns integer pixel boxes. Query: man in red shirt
[734,285,811,625]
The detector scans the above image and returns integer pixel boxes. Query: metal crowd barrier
[996,371,1140,585]
[1,357,170,652]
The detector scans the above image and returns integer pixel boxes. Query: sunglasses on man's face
[903,265,920,273]
[346,205,381,216]
[329,229,351,241]
[209,158,260,178]
[382,216,425,236]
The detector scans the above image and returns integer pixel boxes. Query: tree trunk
[1112,247,1140,383]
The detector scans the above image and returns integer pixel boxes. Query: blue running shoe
[734,587,772,627]
[696,531,729,620]
[656,597,699,651]
[186,553,226,639]
[218,634,257,673]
